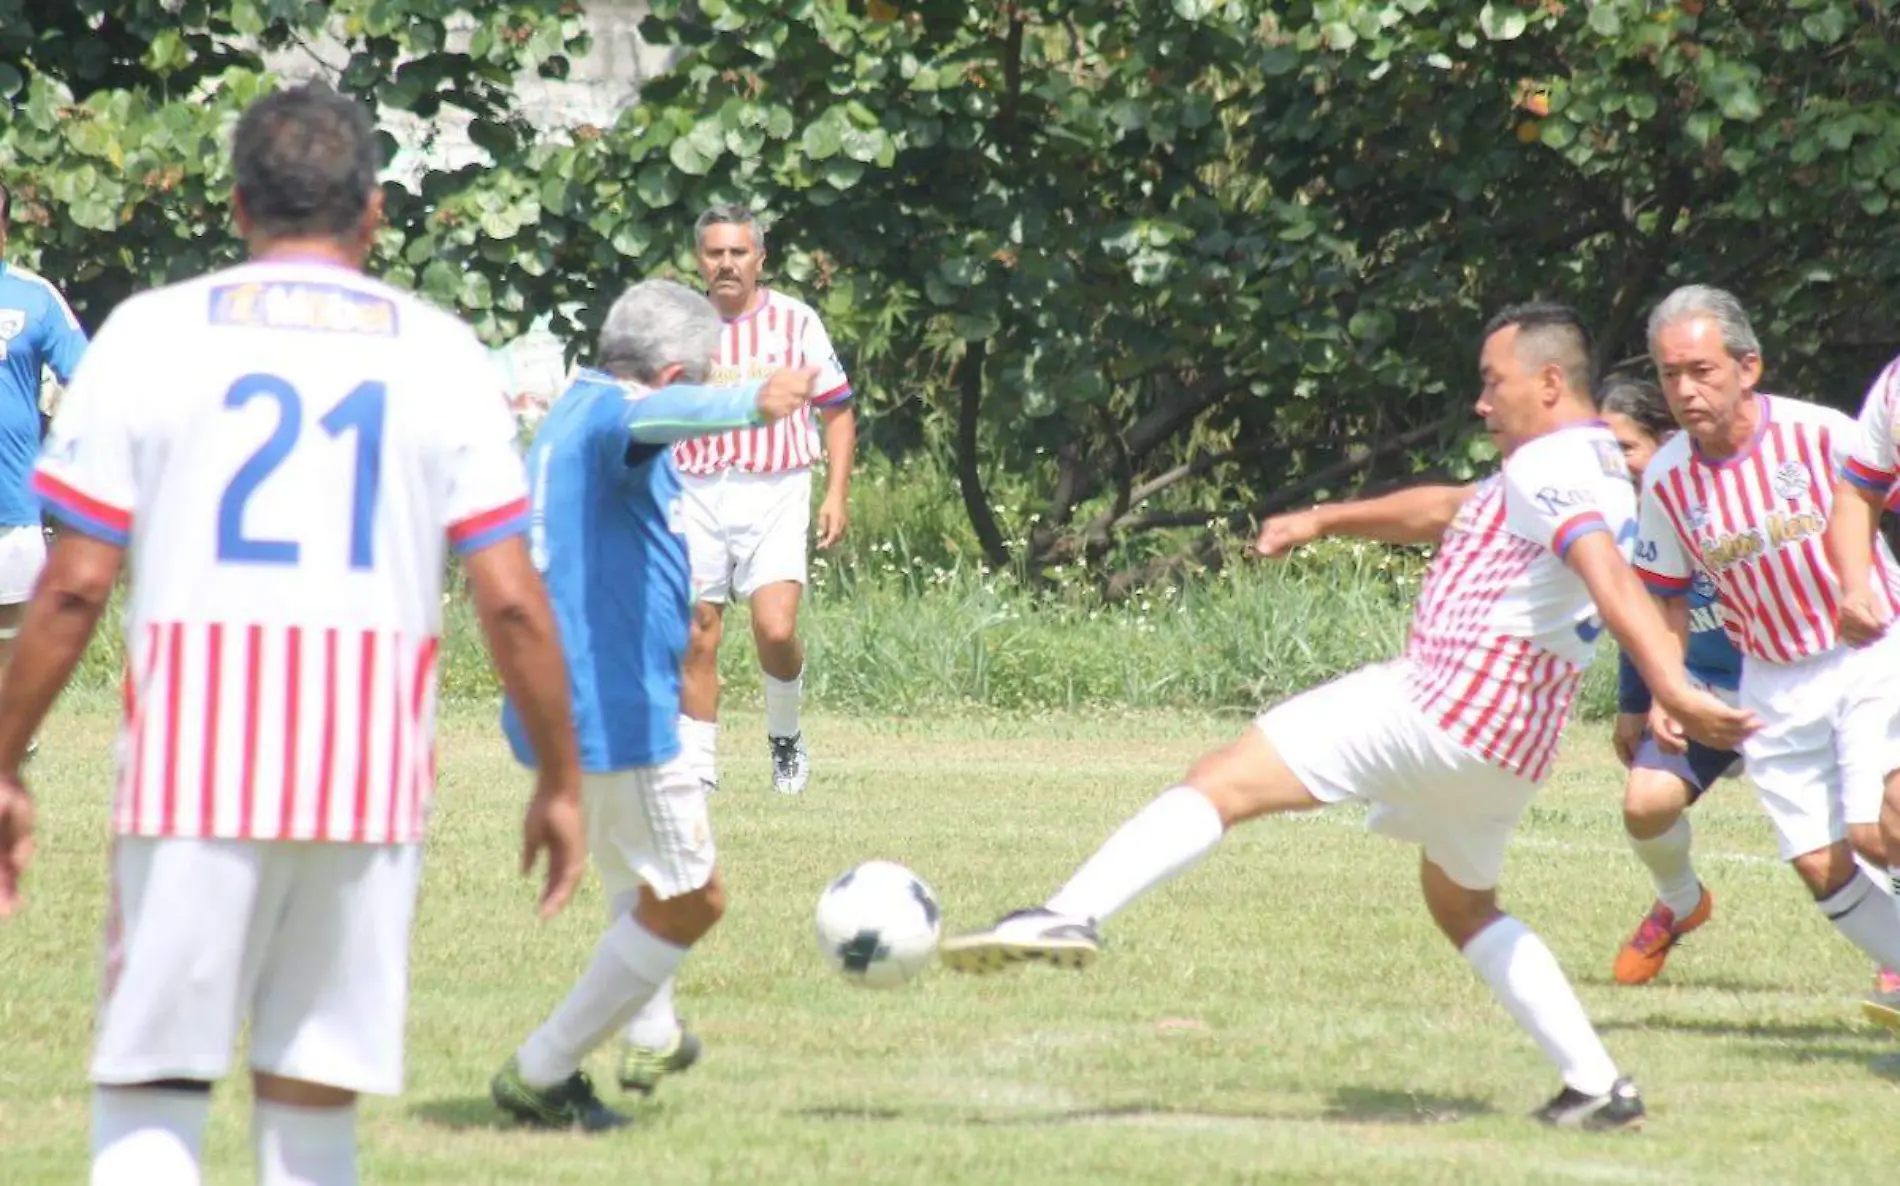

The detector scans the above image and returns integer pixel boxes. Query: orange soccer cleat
[1612,887,1713,986]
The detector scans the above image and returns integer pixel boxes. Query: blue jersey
[502,369,763,772]
[0,263,88,525]
[1618,570,1742,713]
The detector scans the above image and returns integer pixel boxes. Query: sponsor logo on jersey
[1535,486,1594,516]
[209,282,399,336]
[1700,509,1825,570]
[0,308,22,360]
[1592,438,1629,480]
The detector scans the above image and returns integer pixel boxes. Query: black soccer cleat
[1533,1076,1645,1131]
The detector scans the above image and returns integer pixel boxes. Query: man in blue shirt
[491,278,813,1131]
[0,182,88,678]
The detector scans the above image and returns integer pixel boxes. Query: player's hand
[1646,703,1687,755]
[1837,586,1890,648]
[756,366,818,423]
[1659,686,1759,754]
[816,491,848,549]
[0,774,36,920]
[1253,509,1323,559]
[1611,712,1646,768]
[520,775,585,921]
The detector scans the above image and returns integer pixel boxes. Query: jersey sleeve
[442,342,531,556]
[1840,356,1900,498]
[1634,478,1693,597]
[801,310,852,408]
[36,282,88,383]
[1499,435,1615,559]
[32,307,137,546]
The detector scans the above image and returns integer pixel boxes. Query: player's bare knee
[1846,822,1886,869]
[1789,841,1856,899]
[636,876,724,946]
[252,1071,355,1108]
[1188,730,1320,827]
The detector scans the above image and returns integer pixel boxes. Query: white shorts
[91,838,421,1095]
[586,755,716,901]
[0,523,47,604]
[1740,629,1900,860]
[1256,661,1540,891]
[680,468,811,604]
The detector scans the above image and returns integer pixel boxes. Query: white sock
[677,715,718,785]
[624,975,680,1050]
[763,669,802,739]
[254,1101,356,1186]
[1627,816,1702,917]
[91,1087,208,1186]
[1045,786,1225,924]
[515,915,687,1089]
[1462,916,1619,1097]
[1818,871,1900,969]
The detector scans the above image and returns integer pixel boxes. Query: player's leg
[0,525,48,759]
[247,841,421,1185]
[90,838,272,1186]
[680,601,726,789]
[1612,740,1717,985]
[679,474,732,791]
[1419,856,1642,1130]
[498,764,721,1127]
[735,471,815,794]
[938,663,1433,973]
[1836,639,1900,1029]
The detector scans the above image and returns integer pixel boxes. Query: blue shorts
[1632,734,1742,803]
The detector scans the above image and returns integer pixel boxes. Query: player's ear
[1736,349,1763,391]
[231,188,254,239]
[654,362,687,387]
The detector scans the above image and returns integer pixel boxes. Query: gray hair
[596,279,722,385]
[694,202,765,253]
[1646,284,1761,362]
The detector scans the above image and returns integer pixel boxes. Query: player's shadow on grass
[409,1097,533,1132]
[1598,1016,1900,1077]
[796,1089,1494,1128]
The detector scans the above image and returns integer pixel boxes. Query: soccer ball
[814,860,942,989]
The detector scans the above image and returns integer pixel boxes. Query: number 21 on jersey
[217,373,385,569]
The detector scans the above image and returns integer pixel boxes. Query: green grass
[3,703,1897,1183]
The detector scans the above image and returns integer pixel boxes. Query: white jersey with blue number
[35,260,528,843]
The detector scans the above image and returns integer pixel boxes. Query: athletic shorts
[1633,677,1743,801]
[91,838,421,1095]
[1739,628,1900,860]
[0,523,47,604]
[679,468,811,604]
[1256,660,1540,891]
[585,754,716,901]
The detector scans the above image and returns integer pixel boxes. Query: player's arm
[1828,474,1891,648]
[1565,532,1757,751]
[1255,483,1477,557]
[816,402,855,548]
[1830,359,1900,646]
[0,532,122,770]
[622,371,813,446]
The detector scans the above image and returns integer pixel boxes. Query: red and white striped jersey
[1404,422,1637,783]
[1636,394,1900,664]
[672,288,851,475]
[34,260,530,844]
[1841,354,1900,505]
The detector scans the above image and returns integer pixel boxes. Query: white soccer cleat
[769,732,809,795]
[938,907,1101,974]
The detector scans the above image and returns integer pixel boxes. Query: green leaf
[636,162,683,207]
[1719,82,1763,123]
[802,114,844,160]
[1478,3,1528,41]
[1539,118,1577,150]
[1587,5,1621,37]
[611,222,652,257]
[669,134,715,175]
[1801,8,1847,44]
[1258,45,1299,77]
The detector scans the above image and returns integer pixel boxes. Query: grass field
[3,700,1898,1184]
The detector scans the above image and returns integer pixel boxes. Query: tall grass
[61,461,1621,721]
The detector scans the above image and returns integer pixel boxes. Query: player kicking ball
[941,303,1756,1130]
[489,279,815,1130]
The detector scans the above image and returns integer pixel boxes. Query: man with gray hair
[1634,284,1900,1022]
[490,278,815,1130]
[674,203,857,797]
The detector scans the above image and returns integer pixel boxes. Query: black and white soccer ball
[814,860,942,989]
